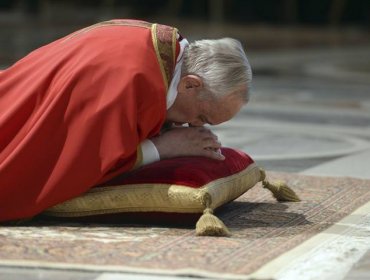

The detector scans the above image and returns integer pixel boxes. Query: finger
[192,127,219,142]
[203,133,218,142]
[200,128,219,140]
[205,147,223,155]
[203,149,225,161]
[202,138,222,149]
[197,126,210,133]
[200,130,219,139]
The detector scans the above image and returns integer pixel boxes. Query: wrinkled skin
[151,126,224,160]
[152,75,247,161]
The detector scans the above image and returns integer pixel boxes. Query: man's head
[166,38,252,126]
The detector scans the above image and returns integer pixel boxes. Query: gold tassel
[195,195,231,237]
[196,208,231,237]
[260,169,301,202]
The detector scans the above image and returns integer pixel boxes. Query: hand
[151,127,225,161]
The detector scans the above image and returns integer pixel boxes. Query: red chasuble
[0,20,179,222]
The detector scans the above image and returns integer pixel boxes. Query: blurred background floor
[216,45,370,173]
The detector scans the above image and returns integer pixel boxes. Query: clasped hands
[151,126,225,161]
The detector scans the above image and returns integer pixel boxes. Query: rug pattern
[1,173,370,277]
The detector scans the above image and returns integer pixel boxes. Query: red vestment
[0,20,179,222]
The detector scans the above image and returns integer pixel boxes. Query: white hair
[181,38,252,101]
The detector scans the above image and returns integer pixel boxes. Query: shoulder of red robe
[63,19,180,91]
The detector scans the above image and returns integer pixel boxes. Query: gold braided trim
[44,163,262,217]
[151,24,177,91]
[62,19,152,43]
[151,24,166,88]
[172,27,177,67]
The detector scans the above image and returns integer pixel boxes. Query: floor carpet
[1,172,370,279]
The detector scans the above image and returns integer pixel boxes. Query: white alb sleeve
[139,139,160,166]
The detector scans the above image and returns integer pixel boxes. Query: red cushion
[102,147,254,188]
[43,147,261,226]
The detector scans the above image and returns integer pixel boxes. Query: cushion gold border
[44,164,262,217]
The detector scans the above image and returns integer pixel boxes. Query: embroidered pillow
[44,147,299,236]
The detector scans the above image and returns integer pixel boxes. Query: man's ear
[178,75,203,94]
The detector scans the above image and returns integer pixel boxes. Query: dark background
[1,0,369,66]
